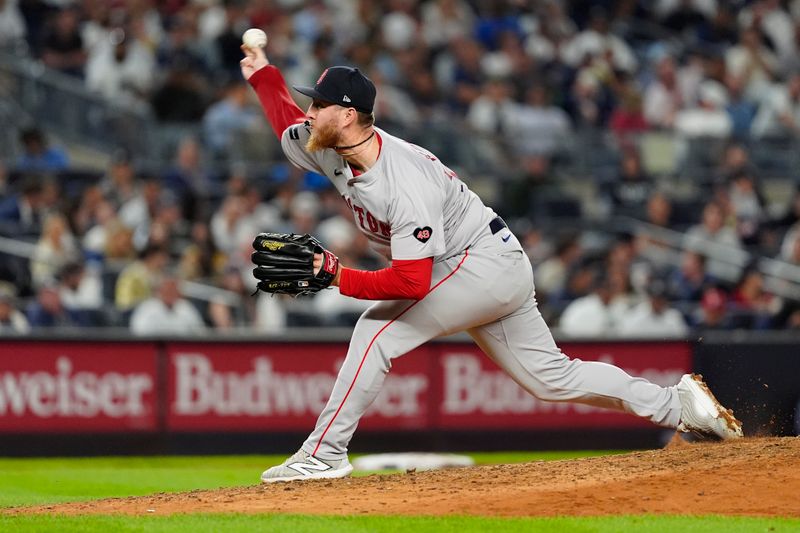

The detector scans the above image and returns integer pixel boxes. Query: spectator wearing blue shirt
[202,81,260,158]
[725,74,757,140]
[15,128,69,173]
[0,177,43,233]
[26,285,92,328]
[668,251,715,303]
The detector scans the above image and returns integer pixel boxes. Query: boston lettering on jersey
[343,196,391,240]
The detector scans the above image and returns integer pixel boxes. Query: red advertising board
[0,342,158,432]
[166,340,690,433]
[166,342,433,431]
[0,339,692,435]
[435,341,691,429]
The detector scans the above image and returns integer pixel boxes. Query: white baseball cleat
[260,449,353,483]
[676,373,743,440]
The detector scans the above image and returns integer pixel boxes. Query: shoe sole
[261,464,354,483]
[682,373,743,439]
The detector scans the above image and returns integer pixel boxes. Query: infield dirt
[9,436,800,517]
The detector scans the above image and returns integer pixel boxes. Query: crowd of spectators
[3,0,800,336]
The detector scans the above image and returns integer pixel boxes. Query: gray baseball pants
[301,226,682,459]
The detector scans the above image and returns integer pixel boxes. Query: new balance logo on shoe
[287,456,333,476]
[261,450,354,483]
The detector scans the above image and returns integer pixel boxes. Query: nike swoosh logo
[502,234,511,242]
[334,169,343,176]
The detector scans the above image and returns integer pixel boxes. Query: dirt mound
[11,437,800,517]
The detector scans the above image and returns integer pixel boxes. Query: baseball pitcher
[239,43,743,483]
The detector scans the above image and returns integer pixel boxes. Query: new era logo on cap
[294,66,376,114]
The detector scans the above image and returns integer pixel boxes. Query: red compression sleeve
[247,65,306,138]
[339,257,434,301]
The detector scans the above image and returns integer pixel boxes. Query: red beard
[305,122,340,152]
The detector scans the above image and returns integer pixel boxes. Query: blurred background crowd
[3,0,800,337]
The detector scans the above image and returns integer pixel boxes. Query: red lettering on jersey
[444,167,458,180]
[366,211,379,233]
[404,141,438,162]
[417,229,430,239]
[352,205,366,229]
[344,199,391,241]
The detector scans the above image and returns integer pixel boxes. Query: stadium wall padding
[0,335,795,454]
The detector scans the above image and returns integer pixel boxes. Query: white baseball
[242,28,268,49]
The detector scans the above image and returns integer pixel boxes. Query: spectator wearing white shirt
[509,84,571,158]
[466,78,517,135]
[725,26,778,102]
[644,55,684,129]
[30,213,80,289]
[118,178,164,252]
[685,201,744,280]
[421,0,475,49]
[380,0,418,51]
[534,233,582,298]
[130,276,205,335]
[85,27,156,108]
[57,262,103,312]
[0,283,29,334]
[562,8,637,73]
[674,80,733,138]
[210,193,260,256]
[738,0,795,69]
[776,231,800,279]
[752,74,800,139]
[617,280,689,338]
[728,169,765,245]
[80,0,112,54]
[524,1,575,64]
[655,0,718,21]
[0,0,26,50]
[558,274,617,338]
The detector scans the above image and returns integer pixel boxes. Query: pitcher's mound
[13,437,800,517]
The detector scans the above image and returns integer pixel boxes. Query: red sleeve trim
[247,66,307,138]
[339,257,433,301]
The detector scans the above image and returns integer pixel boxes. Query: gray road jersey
[281,124,496,262]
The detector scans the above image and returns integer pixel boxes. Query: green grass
[1,514,798,533]
[2,453,798,532]
[0,452,623,509]
[0,455,275,508]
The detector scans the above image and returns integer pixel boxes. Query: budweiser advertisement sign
[0,342,158,432]
[166,341,690,432]
[0,340,691,434]
[166,343,431,431]
[437,342,691,428]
